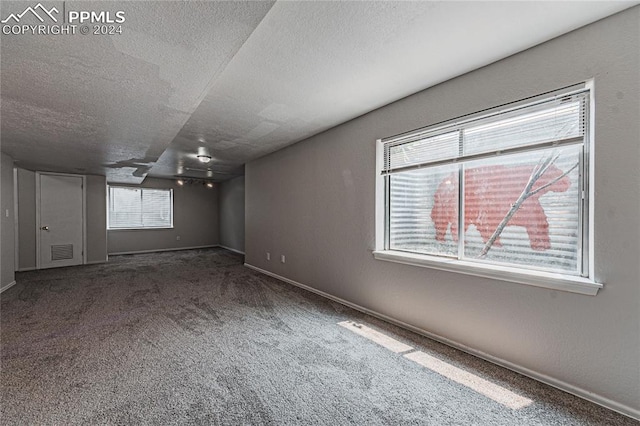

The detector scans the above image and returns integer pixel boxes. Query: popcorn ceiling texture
[0,1,274,183]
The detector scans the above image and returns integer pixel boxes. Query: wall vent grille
[51,244,73,261]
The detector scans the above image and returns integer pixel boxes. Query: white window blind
[381,89,589,276]
[108,187,173,229]
[383,92,587,174]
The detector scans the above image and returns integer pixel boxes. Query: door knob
[41,226,49,231]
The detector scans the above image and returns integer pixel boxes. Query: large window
[108,186,173,229]
[375,85,598,293]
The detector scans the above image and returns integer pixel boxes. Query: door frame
[13,167,19,271]
[35,171,87,269]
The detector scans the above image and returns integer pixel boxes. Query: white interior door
[39,174,84,269]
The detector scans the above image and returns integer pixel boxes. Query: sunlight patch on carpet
[339,320,533,410]
[405,351,533,409]
[338,321,413,353]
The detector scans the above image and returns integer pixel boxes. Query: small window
[108,186,173,229]
[376,86,594,283]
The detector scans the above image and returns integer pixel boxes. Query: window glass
[108,187,173,229]
[387,131,459,170]
[461,147,581,273]
[390,164,459,257]
[380,89,589,277]
[464,101,583,155]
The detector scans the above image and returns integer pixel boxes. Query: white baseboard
[218,245,245,255]
[0,280,17,294]
[244,263,639,421]
[109,245,218,256]
[17,261,105,271]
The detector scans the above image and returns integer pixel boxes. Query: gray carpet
[0,248,634,425]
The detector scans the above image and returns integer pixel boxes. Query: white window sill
[372,250,602,296]
[108,227,174,231]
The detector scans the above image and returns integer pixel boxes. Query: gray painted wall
[245,8,640,415]
[219,176,245,253]
[15,169,108,270]
[86,175,107,263]
[16,172,217,262]
[1,153,16,289]
[16,168,36,270]
[107,178,219,254]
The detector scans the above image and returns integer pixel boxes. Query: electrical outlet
[176,236,181,241]
[5,209,9,218]
[266,252,271,261]
[281,255,286,263]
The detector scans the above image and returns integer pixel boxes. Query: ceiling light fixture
[174,176,215,188]
[197,154,212,163]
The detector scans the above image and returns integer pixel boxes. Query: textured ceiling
[1,1,637,183]
[0,1,274,183]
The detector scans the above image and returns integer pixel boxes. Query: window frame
[107,185,174,230]
[373,81,601,295]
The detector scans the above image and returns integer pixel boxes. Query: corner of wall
[0,152,16,288]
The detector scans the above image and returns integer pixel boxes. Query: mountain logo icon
[1,3,59,24]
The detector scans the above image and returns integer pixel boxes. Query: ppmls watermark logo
[2,2,125,36]
[1,3,59,24]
